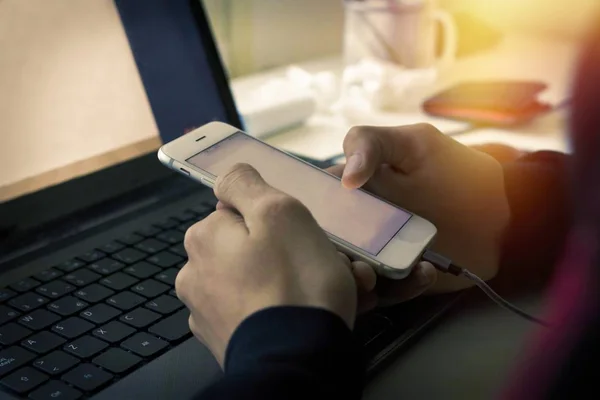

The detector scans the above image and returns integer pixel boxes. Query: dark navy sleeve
[196,307,365,400]
[493,150,571,291]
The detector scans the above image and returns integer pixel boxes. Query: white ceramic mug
[341,0,457,115]
[344,0,456,68]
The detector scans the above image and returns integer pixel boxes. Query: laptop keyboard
[0,202,397,399]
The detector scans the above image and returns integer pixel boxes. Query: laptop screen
[0,0,235,203]
[0,0,240,261]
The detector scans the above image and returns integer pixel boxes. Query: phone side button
[179,168,191,176]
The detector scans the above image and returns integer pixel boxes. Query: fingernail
[342,154,363,182]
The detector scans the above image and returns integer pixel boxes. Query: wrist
[224,306,362,374]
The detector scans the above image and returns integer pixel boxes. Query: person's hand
[328,124,511,293]
[176,164,358,366]
[342,254,438,313]
[469,143,524,163]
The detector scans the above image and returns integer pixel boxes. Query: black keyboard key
[76,250,105,263]
[106,292,145,311]
[9,293,48,312]
[121,332,168,357]
[97,241,125,254]
[19,310,61,331]
[64,336,108,359]
[170,210,197,223]
[147,252,183,268]
[33,351,79,376]
[29,380,82,400]
[112,248,146,264]
[117,233,144,246]
[157,230,185,245]
[154,269,178,286]
[120,308,161,328]
[33,269,63,283]
[0,323,32,345]
[131,279,169,298]
[0,288,16,303]
[92,321,135,344]
[73,284,114,303]
[169,289,177,297]
[47,297,88,317]
[123,262,161,279]
[10,278,40,293]
[80,304,120,325]
[148,309,190,342]
[92,348,141,374]
[354,314,394,345]
[135,239,169,254]
[0,346,36,377]
[168,243,187,258]
[22,331,66,354]
[87,259,125,276]
[52,317,94,339]
[100,273,138,291]
[0,305,20,325]
[152,219,178,230]
[176,220,197,233]
[136,225,162,238]
[62,363,112,392]
[36,281,75,299]
[189,204,214,216]
[145,295,183,315]
[56,260,86,273]
[63,269,100,287]
[0,366,48,393]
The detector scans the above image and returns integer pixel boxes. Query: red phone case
[422,81,552,126]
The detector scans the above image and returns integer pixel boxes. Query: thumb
[341,124,442,189]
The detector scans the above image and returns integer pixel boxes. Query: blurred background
[2,0,599,201]
[203,0,600,77]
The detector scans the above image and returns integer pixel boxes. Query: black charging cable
[421,250,550,327]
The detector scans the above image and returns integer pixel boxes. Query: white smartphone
[158,122,437,279]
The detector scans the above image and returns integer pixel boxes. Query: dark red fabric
[502,228,597,398]
[503,21,600,399]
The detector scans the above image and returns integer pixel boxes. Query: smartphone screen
[187,132,411,255]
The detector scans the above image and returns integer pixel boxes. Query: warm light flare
[443,0,600,40]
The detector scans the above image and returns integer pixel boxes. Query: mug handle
[433,9,457,66]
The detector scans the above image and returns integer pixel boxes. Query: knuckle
[188,315,200,337]
[411,123,439,143]
[183,223,201,254]
[184,219,214,257]
[215,163,254,195]
[346,126,370,143]
[257,194,307,221]
[413,122,436,132]
[174,266,188,300]
[187,315,195,331]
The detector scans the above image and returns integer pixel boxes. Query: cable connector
[422,250,463,276]
[421,250,550,327]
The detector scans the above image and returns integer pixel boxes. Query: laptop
[0,1,461,399]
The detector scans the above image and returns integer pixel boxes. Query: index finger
[214,163,277,219]
[341,124,439,189]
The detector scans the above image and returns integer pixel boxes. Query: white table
[232,32,578,160]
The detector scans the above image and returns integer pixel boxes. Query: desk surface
[364,292,545,400]
[233,32,576,158]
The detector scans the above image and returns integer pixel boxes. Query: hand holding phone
[176,162,359,364]
[158,122,437,279]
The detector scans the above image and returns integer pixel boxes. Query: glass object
[340,0,457,120]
